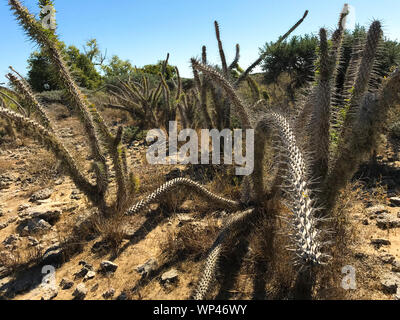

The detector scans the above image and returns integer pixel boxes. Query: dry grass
[161,217,220,262]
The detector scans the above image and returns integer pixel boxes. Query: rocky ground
[0,103,400,300]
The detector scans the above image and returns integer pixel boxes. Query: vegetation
[261,24,400,101]
[3,0,137,214]
[1,0,400,301]
[123,6,400,299]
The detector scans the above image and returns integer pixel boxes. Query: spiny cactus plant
[106,55,184,131]
[123,5,400,299]
[1,0,137,213]
[190,12,308,131]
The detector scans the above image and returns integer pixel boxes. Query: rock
[99,261,118,273]
[135,258,157,277]
[17,218,52,236]
[70,190,81,200]
[74,267,89,279]
[392,260,400,273]
[396,288,400,300]
[91,283,99,292]
[390,197,400,207]
[0,222,8,230]
[62,204,78,213]
[116,291,128,300]
[366,205,388,216]
[381,274,400,294]
[42,244,64,265]
[2,234,19,246]
[72,283,88,300]
[40,287,58,300]
[29,188,53,202]
[380,253,396,264]
[376,214,400,230]
[177,215,195,226]
[84,271,96,281]
[18,204,31,212]
[371,238,391,247]
[78,261,93,270]
[24,207,61,225]
[160,268,178,284]
[102,288,115,299]
[7,216,17,224]
[60,278,74,290]
[28,236,39,247]
[73,211,95,237]
[354,252,368,260]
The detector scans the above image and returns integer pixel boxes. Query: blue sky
[1,0,399,83]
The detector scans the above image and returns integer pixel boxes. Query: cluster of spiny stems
[187,11,309,131]
[105,54,194,131]
[1,0,138,213]
[123,5,400,299]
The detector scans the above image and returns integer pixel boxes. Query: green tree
[141,61,176,80]
[26,1,102,91]
[27,44,103,91]
[66,45,103,89]
[101,55,136,81]
[261,25,400,95]
[261,34,319,90]
[83,38,107,66]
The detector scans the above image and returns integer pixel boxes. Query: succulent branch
[214,21,228,76]
[257,111,323,265]
[192,208,256,300]
[325,68,400,210]
[9,0,108,188]
[0,86,26,116]
[229,44,240,71]
[339,21,382,142]
[309,29,333,181]
[235,10,309,86]
[124,177,241,216]
[6,72,52,130]
[191,59,251,129]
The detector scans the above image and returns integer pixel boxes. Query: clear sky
[1,0,400,83]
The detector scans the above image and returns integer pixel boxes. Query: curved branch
[6,72,52,130]
[125,177,241,216]
[192,208,255,300]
